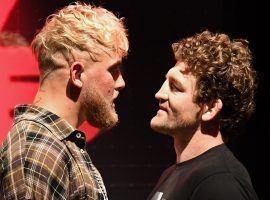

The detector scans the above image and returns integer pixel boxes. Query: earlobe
[74,79,82,87]
[70,62,84,88]
[202,99,223,121]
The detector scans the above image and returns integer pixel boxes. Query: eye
[169,82,178,91]
[169,81,183,92]
[109,66,120,80]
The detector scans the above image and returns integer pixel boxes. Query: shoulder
[188,146,258,199]
[3,119,71,167]
[190,172,258,200]
[189,145,250,179]
[9,119,63,145]
[1,120,71,199]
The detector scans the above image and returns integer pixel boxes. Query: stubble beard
[150,115,172,135]
[150,113,199,136]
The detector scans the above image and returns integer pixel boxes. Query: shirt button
[80,149,84,153]
[76,132,81,139]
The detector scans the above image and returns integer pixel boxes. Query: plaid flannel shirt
[0,105,108,200]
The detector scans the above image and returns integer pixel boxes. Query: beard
[82,86,118,130]
[150,111,201,136]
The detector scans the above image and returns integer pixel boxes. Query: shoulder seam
[13,118,53,133]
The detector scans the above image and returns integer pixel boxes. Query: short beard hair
[82,86,118,130]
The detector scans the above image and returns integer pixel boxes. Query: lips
[158,104,167,112]
[113,91,119,100]
[112,95,118,107]
[156,105,167,115]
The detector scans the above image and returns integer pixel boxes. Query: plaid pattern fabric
[0,105,108,200]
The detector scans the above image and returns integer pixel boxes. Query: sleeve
[190,173,257,200]
[1,123,71,200]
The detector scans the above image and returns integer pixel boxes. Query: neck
[173,127,224,163]
[33,76,84,128]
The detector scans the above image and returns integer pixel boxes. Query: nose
[155,80,168,101]
[115,73,125,91]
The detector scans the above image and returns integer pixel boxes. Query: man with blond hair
[0,2,128,199]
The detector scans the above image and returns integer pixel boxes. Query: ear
[202,99,223,122]
[70,62,84,88]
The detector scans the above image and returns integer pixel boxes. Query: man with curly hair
[0,2,128,200]
[148,30,258,200]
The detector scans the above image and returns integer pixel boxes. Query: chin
[104,110,120,129]
[151,114,165,124]
[108,114,118,128]
[104,113,119,130]
[151,126,169,135]
[150,117,168,134]
[87,109,119,130]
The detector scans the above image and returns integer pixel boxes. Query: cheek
[98,74,115,96]
[180,102,202,120]
[170,96,198,114]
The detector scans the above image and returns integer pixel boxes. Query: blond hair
[31,2,128,75]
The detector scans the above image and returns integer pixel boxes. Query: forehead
[167,62,197,87]
[167,62,190,78]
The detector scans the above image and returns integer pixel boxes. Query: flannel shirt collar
[13,105,86,146]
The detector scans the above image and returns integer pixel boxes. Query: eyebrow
[166,72,185,88]
[109,61,123,70]
[171,77,185,88]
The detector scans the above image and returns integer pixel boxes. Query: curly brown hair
[172,30,257,139]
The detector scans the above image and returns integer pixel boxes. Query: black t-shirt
[147,144,258,200]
